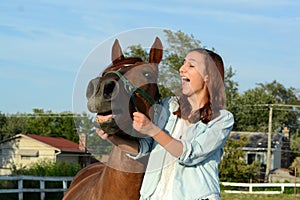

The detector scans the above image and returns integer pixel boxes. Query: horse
[63,37,163,200]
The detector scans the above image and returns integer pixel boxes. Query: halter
[103,69,160,112]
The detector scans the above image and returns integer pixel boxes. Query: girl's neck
[187,91,209,111]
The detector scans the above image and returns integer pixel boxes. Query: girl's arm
[132,112,183,157]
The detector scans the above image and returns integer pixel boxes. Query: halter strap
[103,71,159,111]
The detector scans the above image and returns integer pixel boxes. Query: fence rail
[222,182,300,194]
[1,176,299,199]
[0,175,73,200]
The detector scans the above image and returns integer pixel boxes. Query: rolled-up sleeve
[178,110,234,166]
[127,137,153,160]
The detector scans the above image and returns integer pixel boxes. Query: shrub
[12,159,82,176]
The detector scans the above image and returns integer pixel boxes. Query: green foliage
[12,159,82,176]
[231,81,300,134]
[225,66,239,109]
[26,109,79,142]
[290,157,300,176]
[219,136,261,182]
[258,81,300,132]
[0,113,28,140]
[291,130,300,158]
[1,159,78,200]
[124,44,149,61]
[163,29,202,60]
[0,112,6,129]
[233,88,276,132]
[0,110,94,143]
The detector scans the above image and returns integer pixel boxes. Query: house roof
[24,134,83,152]
[230,131,285,149]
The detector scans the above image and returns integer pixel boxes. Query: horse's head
[86,37,163,137]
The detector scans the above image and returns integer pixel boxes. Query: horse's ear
[112,39,125,64]
[149,37,163,64]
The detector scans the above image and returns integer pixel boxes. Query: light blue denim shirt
[130,97,234,200]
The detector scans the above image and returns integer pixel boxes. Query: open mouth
[95,108,123,123]
[95,114,113,123]
[94,108,124,132]
[94,113,120,134]
[182,76,190,82]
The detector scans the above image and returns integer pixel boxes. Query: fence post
[18,178,23,200]
[249,183,252,193]
[281,185,284,193]
[40,180,45,200]
[63,180,68,195]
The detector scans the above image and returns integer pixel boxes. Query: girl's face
[179,51,208,99]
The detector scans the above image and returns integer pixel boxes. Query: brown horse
[63,37,163,200]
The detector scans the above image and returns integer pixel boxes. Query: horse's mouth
[96,114,113,123]
[94,110,124,134]
[94,112,123,134]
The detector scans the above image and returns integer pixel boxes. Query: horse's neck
[106,146,147,173]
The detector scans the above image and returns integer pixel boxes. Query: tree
[125,44,149,61]
[219,136,261,182]
[291,157,300,176]
[26,109,79,142]
[0,113,28,140]
[257,80,299,104]
[225,66,239,109]
[257,81,300,133]
[0,112,7,140]
[232,81,300,133]
[233,88,276,132]
[0,109,87,143]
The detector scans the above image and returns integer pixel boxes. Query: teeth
[96,114,113,123]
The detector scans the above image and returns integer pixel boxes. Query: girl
[98,49,234,200]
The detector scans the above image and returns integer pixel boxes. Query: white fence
[1,176,299,199]
[0,175,73,200]
[222,182,300,194]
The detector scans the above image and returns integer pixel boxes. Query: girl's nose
[179,63,187,73]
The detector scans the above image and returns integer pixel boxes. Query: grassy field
[221,192,300,200]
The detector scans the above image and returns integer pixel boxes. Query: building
[230,131,289,180]
[0,134,91,175]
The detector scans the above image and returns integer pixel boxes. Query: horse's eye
[143,72,150,78]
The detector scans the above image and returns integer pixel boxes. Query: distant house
[230,131,290,172]
[0,134,91,175]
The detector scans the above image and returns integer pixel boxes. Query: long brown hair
[173,48,225,124]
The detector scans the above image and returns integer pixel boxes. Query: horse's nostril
[86,80,94,99]
[103,79,119,100]
[86,77,100,99]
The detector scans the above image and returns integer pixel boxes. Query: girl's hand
[96,128,111,140]
[132,112,160,137]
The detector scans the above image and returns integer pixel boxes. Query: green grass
[221,192,300,200]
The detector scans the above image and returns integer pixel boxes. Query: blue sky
[1,0,300,114]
